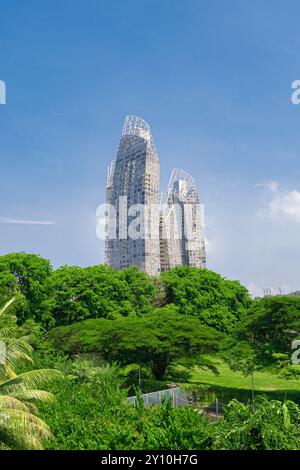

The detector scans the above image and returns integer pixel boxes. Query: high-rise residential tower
[160,169,206,272]
[105,116,206,275]
[105,115,161,275]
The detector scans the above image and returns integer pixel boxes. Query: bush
[214,396,300,450]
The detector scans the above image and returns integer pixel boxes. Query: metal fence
[127,387,182,406]
[204,398,228,420]
[127,389,228,420]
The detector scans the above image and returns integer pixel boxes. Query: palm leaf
[0,297,63,449]
[12,389,55,404]
[0,298,15,317]
[0,369,63,395]
[0,395,30,412]
[0,408,52,449]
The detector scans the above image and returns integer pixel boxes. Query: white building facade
[105,116,206,275]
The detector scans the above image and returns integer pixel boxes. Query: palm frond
[0,369,63,395]
[2,365,17,380]
[0,297,62,450]
[0,408,52,450]
[12,389,55,404]
[0,298,15,317]
[0,395,30,412]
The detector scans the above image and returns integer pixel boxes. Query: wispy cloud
[255,180,278,192]
[0,217,54,225]
[256,181,300,222]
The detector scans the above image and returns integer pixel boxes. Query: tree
[0,253,52,324]
[119,266,157,313]
[0,298,63,449]
[221,338,258,401]
[161,266,252,333]
[224,296,300,377]
[47,306,222,380]
[45,265,156,327]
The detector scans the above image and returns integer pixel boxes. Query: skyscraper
[105,116,206,275]
[105,115,161,275]
[160,169,206,272]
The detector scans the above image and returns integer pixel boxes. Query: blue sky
[1,0,300,293]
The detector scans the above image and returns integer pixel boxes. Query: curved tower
[160,169,206,271]
[105,116,161,275]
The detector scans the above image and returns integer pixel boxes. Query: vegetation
[0,298,62,449]
[191,357,300,393]
[38,359,215,450]
[0,253,52,324]
[161,266,252,333]
[36,357,300,450]
[215,397,300,450]
[46,306,222,380]
[222,296,300,379]
[0,254,252,332]
[0,252,299,450]
[45,265,156,326]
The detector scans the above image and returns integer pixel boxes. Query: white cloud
[255,180,278,192]
[257,181,300,222]
[0,217,54,225]
[269,190,300,221]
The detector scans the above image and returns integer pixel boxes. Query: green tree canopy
[0,254,253,337]
[45,265,156,327]
[223,296,300,376]
[0,253,52,323]
[161,266,252,333]
[47,306,222,380]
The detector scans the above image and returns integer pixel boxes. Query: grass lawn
[190,358,300,392]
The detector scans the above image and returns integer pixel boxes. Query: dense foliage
[0,253,52,324]
[215,397,300,450]
[44,265,156,326]
[222,296,300,377]
[161,266,252,333]
[0,252,299,451]
[38,360,214,450]
[0,253,252,332]
[46,306,222,380]
[36,356,300,450]
[0,298,62,449]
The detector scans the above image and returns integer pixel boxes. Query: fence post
[216,398,219,418]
